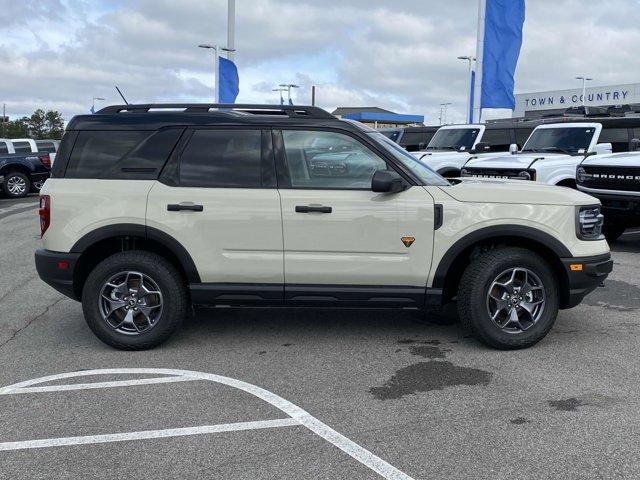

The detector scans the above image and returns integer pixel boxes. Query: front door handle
[167,203,204,212]
[295,205,332,214]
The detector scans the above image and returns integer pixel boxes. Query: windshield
[369,132,449,186]
[380,130,401,142]
[426,128,480,151]
[522,127,595,154]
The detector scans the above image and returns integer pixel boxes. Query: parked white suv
[577,149,640,241]
[35,104,612,351]
[412,124,494,177]
[461,123,612,187]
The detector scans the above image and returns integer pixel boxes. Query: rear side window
[179,129,263,188]
[0,144,7,154]
[400,132,427,151]
[36,141,57,153]
[13,141,31,153]
[64,129,181,179]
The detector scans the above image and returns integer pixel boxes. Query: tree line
[2,109,65,140]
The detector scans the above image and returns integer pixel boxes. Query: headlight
[518,171,531,181]
[576,205,604,240]
[460,168,470,176]
[576,167,589,184]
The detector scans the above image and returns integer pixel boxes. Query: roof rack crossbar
[96,103,335,119]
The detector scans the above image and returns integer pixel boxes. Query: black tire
[3,172,31,198]
[603,224,626,243]
[457,247,559,350]
[82,251,188,350]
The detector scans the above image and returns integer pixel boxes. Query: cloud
[0,0,639,125]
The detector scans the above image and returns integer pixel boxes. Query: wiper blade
[539,147,573,155]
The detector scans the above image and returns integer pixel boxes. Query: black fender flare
[431,225,572,289]
[70,223,200,282]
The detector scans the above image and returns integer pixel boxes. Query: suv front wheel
[457,247,559,349]
[82,251,188,350]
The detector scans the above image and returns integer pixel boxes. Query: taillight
[39,154,51,169]
[39,195,50,237]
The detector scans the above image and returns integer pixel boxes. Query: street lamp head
[93,97,105,101]
[220,47,236,52]
[198,44,215,49]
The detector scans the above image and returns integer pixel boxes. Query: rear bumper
[35,249,81,300]
[561,253,613,309]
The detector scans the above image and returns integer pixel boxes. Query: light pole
[92,97,105,113]
[279,84,300,105]
[272,87,287,105]
[575,76,593,106]
[457,56,476,123]
[198,44,236,103]
[439,102,452,125]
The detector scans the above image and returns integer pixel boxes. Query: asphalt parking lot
[1,196,639,480]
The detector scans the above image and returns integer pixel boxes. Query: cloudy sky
[1,0,639,124]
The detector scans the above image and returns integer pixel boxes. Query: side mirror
[470,142,490,154]
[509,143,519,155]
[631,138,640,152]
[593,143,612,155]
[371,170,406,193]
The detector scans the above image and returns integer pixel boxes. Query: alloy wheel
[7,176,27,196]
[98,271,164,335]
[486,267,546,334]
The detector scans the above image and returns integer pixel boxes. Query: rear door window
[178,129,264,188]
[0,144,7,154]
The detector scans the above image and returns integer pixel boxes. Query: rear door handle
[167,203,204,212]
[295,205,332,214]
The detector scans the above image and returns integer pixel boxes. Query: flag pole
[214,45,220,103]
[473,0,486,123]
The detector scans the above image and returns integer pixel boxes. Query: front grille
[462,168,535,181]
[579,166,640,191]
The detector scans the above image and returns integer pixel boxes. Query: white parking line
[0,375,196,394]
[0,418,299,451]
[0,368,415,480]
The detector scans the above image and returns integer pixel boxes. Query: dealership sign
[513,83,640,115]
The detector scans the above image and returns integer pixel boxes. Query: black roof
[66,104,354,131]
[331,107,394,116]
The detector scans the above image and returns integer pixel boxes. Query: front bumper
[35,249,81,300]
[561,253,613,309]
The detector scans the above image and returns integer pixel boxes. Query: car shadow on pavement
[611,229,640,253]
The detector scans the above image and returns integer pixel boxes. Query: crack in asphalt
[0,296,65,350]
[0,274,38,305]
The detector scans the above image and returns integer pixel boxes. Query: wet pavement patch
[548,397,586,412]
[583,279,640,311]
[408,345,448,359]
[370,361,492,400]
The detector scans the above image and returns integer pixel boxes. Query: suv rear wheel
[457,247,559,349]
[82,251,188,350]
[3,172,30,198]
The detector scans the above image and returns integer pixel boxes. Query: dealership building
[513,83,640,119]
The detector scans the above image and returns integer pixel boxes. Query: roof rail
[96,103,335,119]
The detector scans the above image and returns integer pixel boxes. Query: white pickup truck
[412,124,496,178]
[461,123,613,187]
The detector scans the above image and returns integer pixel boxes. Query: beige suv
[35,104,612,350]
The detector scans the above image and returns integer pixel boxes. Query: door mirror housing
[593,143,613,155]
[469,142,491,154]
[509,143,519,155]
[371,170,406,193]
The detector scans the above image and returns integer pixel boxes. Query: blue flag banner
[219,56,239,103]
[480,0,525,109]
[90,105,95,114]
[288,97,294,106]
